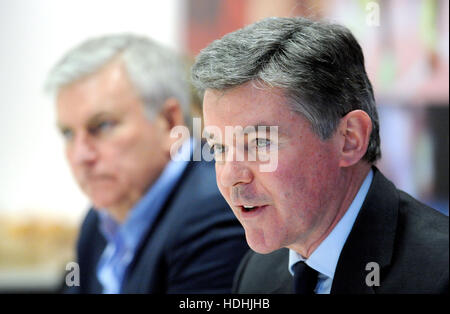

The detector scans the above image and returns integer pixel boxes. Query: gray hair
[46,34,191,128]
[192,17,381,163]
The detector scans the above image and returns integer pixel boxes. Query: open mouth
[240,205,267,214]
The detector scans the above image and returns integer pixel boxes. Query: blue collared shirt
[288,169,373,294]
[96,138,192,294]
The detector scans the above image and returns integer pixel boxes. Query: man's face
[203,83,345,254]
[57,61,170,213]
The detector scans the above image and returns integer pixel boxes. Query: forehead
[56,60,142,124]
[203,83,304,134]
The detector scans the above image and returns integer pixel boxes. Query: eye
[255,138,271,148]
[98,120,115,131]
[60,128,74,141]
[211,143,225,155]
[89,120,116,135]
[210,144,227,162]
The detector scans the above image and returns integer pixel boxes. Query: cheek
[113,129,168,190]
[108,129,150,162]
[94,138,145,188]
[65,148,84,179]
[269,167,310,221]
[269,146,339,211]
[65,148,74,167]
[215,167,228,199]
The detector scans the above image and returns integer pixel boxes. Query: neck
[104,161,169,224]
[290,163,371,258]
[107,205,131,224]
[106,188,144,224]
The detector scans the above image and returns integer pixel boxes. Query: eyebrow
[86,112,117,125]
[204,122,282,141]
[241,124,276,133]
[57,111,117,130]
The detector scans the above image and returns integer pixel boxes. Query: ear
[338,110,372,168]
[159,97,185,131]
[157,97,187,154]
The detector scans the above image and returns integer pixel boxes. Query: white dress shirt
[288,169,374,294]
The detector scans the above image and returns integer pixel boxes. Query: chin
[245,230,282,255]
[82,181,123,208]
[89,193,122,210]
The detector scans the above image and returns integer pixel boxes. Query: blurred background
[0,0,448,292]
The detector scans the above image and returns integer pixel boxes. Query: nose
[217,159,253,188]
[68,132,97,166]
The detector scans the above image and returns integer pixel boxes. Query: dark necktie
[293,261,318,294]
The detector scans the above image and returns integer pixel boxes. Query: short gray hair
[192,17,381,163]
[46,34,191,127]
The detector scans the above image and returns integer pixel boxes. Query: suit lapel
[267,249,294,293]
[260,249,293,294]
[121,161,196,293]
[331,167,398,294]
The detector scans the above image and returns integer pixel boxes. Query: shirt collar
[98,137,193,250]
[288,169,374,279]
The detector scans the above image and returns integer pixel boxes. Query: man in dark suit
[46,34,248,293]
[191,17,448,294]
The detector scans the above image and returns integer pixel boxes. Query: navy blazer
[66,159,249,293]
[233,167,449,294]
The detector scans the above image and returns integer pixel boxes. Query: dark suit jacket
[233,168,449,294]
[66,159,249,293]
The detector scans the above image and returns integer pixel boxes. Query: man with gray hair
[192,17,448,294]
[46,34,248,293]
